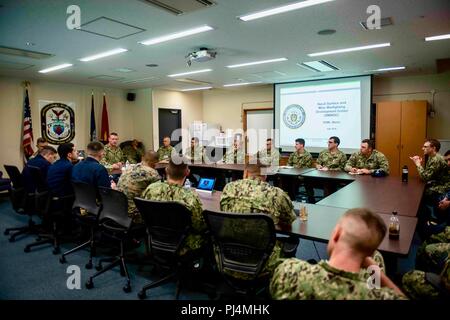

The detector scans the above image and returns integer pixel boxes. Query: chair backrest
[4,165,23,188]
[71,181,101,216]
[98,187,132,230]
[202,210,276,279]
[28,165,48,193]
[134,198,192,255]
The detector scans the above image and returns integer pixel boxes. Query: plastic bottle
[184,178,191,189]
[388,211,400,239]
[125,160,130,169]
[402,165,408,183]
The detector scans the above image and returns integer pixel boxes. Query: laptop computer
[196,177,216,194]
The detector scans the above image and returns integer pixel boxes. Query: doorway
[243,108,273,156]
[158,108,182,148]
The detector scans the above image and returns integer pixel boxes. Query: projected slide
[275,76,371,154]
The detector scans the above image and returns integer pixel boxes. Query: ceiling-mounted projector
[186,48,216,66]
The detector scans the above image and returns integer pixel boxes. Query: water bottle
[388,211,400,239]
[402,165,408,183]
[125,160,130,169]
[184,178,191,189]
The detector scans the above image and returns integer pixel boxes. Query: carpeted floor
[0,195,418,300]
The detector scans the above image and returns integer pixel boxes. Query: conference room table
[197,191,417,258]
[316,174,425,217]
[152,162,425,217]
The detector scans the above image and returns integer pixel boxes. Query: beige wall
[373,73,450,139]
[152,89,203,151]
[201,75,450,140]
[0,77,152,170]
[202,85,273,131]
[131,88,153,151]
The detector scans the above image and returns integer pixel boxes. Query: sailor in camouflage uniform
[141,157,206,256]
[416,226,450,272]
[220,162,296,278]
[117,150,160,223]
[287,138,312,168]
[270,208,406,300]
[257,138,280,166]
[316,136,347,171]
[223,139,245,164]
[402,257,449,299]
[184,137,204,163]
[410,140,450,196]
[345,139,389,174]
[157,136,175,161]
[100,132,124,172]
[122,139,145,164]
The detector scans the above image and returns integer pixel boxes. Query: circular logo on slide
[283,104,306,129]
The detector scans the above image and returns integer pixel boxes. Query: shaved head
[328,208,387,257]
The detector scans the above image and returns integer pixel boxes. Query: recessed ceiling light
[223,81,262,87]
[425,33,450,41]
[146,64,159,67]
[79,48,128,62]
[168,69,212,77]
[317,29,336,35]
[238,0,335,21]
[298,60,339,72]
[114,68,135,73]
[139,25,214,46]
[181,86,212,91]
[308,43,390,57]
[368,66,406,72]
[122,76,160,83]
[38,63,73,73]
[226,58,288,69]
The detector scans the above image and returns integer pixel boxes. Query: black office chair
[23,166,75,254]
[3,165,37,242]
[133,198,200,300]
[85,187,144,293]
[59,182,101,269]
[202,210,276,298]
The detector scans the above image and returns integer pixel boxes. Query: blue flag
[90,93,96,141]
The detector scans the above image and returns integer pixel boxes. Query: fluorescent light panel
[425,33,450,41]
[239,0,334,21]
[79,48,128,62]
[223,81,262,87]
[370,66,406,72]
[308,43,390,57]
[298,60,338,72]
[227,58,287,69]
[122,76,160,83]
[168,69,212,77]
[139,25,214,45]
[181,86,212,92]
[38,63,73,73]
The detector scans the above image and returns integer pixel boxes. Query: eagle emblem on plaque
[41,103,75,144]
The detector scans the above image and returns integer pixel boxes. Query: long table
[197,191,417,257]
[154,161,425,218]
[316,175,424,217]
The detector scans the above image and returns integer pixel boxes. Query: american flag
[22,89,34,159]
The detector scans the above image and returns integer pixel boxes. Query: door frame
[243,107,273,156]
[158,108,182,147]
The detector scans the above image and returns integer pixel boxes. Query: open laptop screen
[196,177,216,191]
